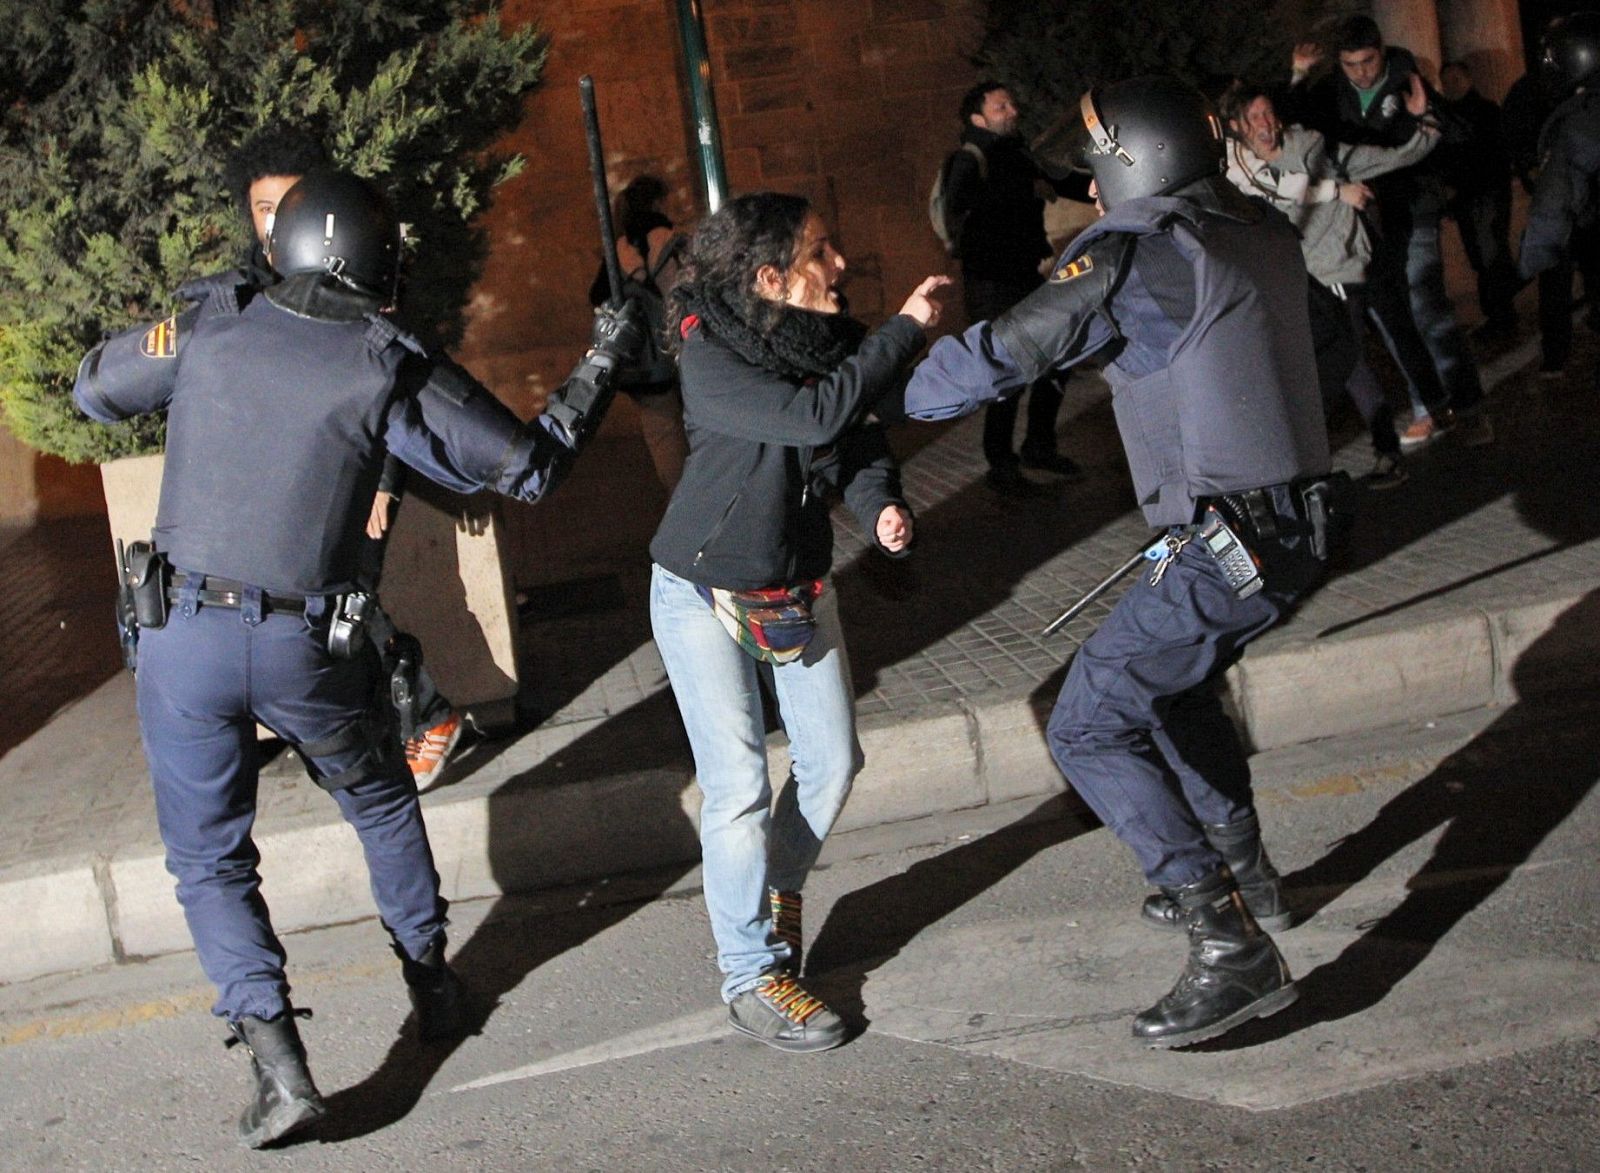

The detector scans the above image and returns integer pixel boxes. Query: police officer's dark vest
[1070,197,1330,527]
[153,281,414,595]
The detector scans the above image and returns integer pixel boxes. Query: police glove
[543,298,644,450]
[588,297,647,372]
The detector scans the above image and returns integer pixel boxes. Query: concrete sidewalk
[3,330,1599,988]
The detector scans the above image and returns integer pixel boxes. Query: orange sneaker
[1398,415,1437,450]
[406,712,463,788]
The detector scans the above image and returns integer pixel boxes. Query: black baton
[579,75,624,310]
[1042,541,1154,637]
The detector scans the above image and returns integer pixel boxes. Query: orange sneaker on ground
[406,712,463,788]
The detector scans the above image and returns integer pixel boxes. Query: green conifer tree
[0,0,545,463]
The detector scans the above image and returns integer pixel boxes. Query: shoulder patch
[1050,254,1095,284]
[140,316,179,358]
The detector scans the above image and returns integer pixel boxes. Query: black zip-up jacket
[947,125,1054,285]
[649,314,923,590]
[1287,46,1462,233]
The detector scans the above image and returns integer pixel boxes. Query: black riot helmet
[1542,11,1600,94]
[266,169,401,300]
[1045,75,1224,211]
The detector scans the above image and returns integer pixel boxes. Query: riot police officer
[74,169,642,1147]
[1519,12,1600,295]
[904,76,1342,1048]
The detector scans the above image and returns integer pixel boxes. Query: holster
[114,541,138,672]
[327,591,375,660]
[386,632,424,740]
[123,541,170,630]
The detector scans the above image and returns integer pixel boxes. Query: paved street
[2,694,1597,1170]
[4,195,1599,1168]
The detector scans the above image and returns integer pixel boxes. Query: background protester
[1288,16,1493,449]
[1436,60,1520,341]
[589,174,691,491]
[941,80,1086,496]
[223,129,466,787]
[1222,82,1440,488]
[648,192,946,1053]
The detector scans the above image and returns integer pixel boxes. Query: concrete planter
[98,454,520,724]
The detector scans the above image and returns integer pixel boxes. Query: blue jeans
[137,599,447,1021]
[650,564,862,1000]
[1404,193,1484,415]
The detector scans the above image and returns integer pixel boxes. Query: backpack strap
[960,139,987,181]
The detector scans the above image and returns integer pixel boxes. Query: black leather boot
[1132,869,1297,1048]
[1139,811,1291,932]
[395,936,470,1041]
[229,1010,326,1149]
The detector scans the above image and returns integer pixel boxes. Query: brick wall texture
[456,0,987,418]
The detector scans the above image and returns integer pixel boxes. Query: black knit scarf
[678,285,868,382]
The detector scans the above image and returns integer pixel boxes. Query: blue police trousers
[1046,535,1312,889]
[135,600,447,1022]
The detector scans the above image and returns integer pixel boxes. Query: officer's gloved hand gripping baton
[543,76,647,447]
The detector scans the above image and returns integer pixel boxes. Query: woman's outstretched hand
[899,275,953,329]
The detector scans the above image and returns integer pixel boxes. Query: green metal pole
[674,0,729,213]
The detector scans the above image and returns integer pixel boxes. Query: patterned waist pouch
[695,579,824,665]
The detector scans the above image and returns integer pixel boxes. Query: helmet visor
[1031,101,1095,181]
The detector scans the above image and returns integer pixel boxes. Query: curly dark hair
[223,126,329,223]
[666,191,811,342]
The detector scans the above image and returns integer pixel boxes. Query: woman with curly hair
[649,192,947,1052]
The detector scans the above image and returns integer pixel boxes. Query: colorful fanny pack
[696,579,824,665]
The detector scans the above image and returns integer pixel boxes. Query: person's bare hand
[366,490,396,539]
[1292,42,1324,75]
[899,275,954,329]
[1404,72,1429,118]
[876,504,913,552]
[1338,181,1374,210]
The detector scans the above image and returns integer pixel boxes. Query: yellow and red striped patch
[140,316,178,358]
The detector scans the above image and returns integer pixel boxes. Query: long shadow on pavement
[805,792,1103,1027]
[1192,390,1600,1049]
[314,687,701,1141]
[1193,589,1600,1051]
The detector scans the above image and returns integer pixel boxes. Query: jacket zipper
[692,491,743,566]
